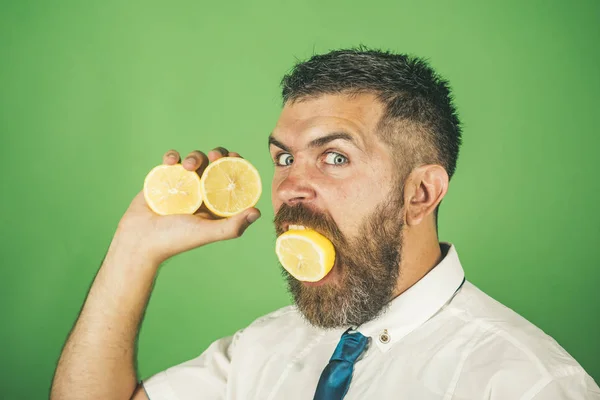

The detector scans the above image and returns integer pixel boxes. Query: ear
[403,165,449,226]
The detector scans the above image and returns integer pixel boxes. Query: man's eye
[324,152,348,166]
[276,153,294,166]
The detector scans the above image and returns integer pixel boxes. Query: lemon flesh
[143,164,203,215]
[200,157,262,217]
[276,229,336,282]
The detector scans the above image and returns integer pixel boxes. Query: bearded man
[51,49,600,400]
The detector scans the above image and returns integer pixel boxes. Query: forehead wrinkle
[272,93,387,155]
[275,118,368,155]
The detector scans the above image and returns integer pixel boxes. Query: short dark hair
[281,47,462,180]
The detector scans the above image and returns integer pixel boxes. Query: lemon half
[276,229,336,282]
[200,157,262,217]
[143,164,203,215]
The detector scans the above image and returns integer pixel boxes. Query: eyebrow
[268,132,359,152]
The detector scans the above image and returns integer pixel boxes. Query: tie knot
[330,330,369,363]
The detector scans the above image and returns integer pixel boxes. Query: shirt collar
[356,242,465,352]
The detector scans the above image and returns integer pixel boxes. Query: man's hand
[113,148,261,264]
[50,147,260,400]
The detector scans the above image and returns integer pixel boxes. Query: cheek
[271,178,282,209]
[325,183,376,232]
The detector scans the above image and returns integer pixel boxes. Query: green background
[1,0,599,398]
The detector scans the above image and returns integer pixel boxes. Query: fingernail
[246,212,261,224]
[213,147,228,156]
[168,153,178,159]
[184,157,196,165]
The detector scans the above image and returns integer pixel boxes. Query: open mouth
[287,224,307,231]
[285,224,330,239]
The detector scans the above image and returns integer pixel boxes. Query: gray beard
[276,192,404,329]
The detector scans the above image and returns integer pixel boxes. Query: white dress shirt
[143,244,600,399]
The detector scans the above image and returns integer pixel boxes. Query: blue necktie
[313,329,369,400]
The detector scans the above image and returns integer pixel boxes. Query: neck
[392,223,442,298]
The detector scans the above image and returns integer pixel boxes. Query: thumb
[205,208,262,242]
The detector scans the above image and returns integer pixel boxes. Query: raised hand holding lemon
[113,149,262,265]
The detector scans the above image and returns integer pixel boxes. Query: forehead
[272,93,386,145]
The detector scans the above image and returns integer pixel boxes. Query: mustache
[273,203,346,245]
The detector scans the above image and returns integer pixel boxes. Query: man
[51,49,600,399]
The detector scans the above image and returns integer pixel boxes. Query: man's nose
[276,166,317,206]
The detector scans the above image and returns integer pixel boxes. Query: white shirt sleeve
[142,330,242,400]
[528,373,600,400]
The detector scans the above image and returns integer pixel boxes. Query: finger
[208,147,229,163]
[163,150,181,165]
[128,191,153,214]
[203,208,261,242]
[130,191,147,208]
[193,204,220,220]
[228,152,243,158]
[165,208,261,257]
[182,150,209,173]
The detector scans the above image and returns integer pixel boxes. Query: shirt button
[378,329,391,344]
